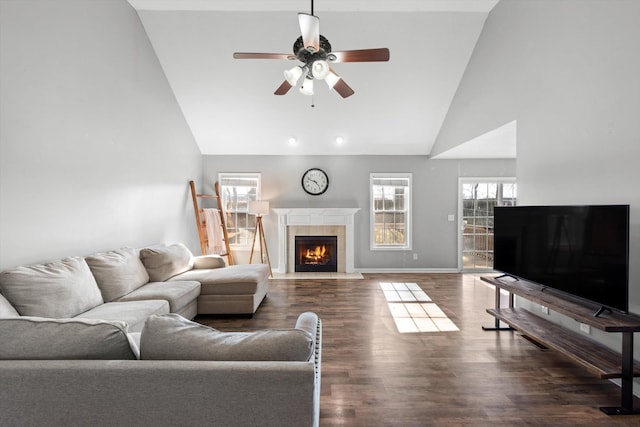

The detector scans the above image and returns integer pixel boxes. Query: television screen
[493,205,630,313]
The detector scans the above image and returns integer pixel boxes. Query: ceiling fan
[233,0,390,98]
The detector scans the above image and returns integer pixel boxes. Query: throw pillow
[0,256,104,318]
[0,293,19,318]
[139,243,194,282]
[140,313,314,362]
[0,317,139,360]
[85,247,150,302]
[192,255,226,269]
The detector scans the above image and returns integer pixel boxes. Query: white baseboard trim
[272,268,462,275]
[355,268,460,274]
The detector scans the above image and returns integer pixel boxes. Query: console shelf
[482,275,640,415]
[487,307,640,379]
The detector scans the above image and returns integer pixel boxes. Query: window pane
[219,173,260,247]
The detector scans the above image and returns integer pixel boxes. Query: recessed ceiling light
[288,137,297,145]
[335,136,344,145]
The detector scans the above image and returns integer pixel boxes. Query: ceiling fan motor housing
[294,35,334,79]
[294,35,331,58]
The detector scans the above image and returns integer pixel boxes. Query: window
[218,173,261,247]
[370,173,412,250]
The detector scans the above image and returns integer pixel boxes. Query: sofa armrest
[298,312,322,427]
[192,255,226,270]
[295,311,319,336]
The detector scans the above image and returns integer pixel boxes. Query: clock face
[302,168,329,195]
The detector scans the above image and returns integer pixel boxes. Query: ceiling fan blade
[298,13,320,52]
[333,79,355,98]
[326,68,354,98]
[274,80,293,95]
[233,52,295,60]
[330,48,390,63]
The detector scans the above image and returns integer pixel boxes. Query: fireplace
[273,208,360,274]
[295,235,338,272]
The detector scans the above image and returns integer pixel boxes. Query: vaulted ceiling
[127,0,503,156]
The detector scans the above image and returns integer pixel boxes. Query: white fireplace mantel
[273,208,360,273]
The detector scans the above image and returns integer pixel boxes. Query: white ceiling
[128,0,504,156]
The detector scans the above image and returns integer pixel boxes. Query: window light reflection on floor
[380,282,459,333]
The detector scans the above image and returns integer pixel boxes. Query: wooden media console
[482,275,640,415]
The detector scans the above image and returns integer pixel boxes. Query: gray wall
[203,155,515,270]
[434,0,640,368]
[0,0,202,269]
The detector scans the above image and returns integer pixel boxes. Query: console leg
[481,326,514,331]
[482,287,514,331]
[600,332,640,415]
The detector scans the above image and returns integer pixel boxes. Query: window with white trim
[218,173,261,248]
[370,173,412,250]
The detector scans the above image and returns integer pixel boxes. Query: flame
[302,245,328,264]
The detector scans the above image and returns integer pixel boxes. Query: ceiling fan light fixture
[284,66,305,86]
[300,78,314,96]
[311,60,330,80]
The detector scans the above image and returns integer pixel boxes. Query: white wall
[434,0,640,371]
[203,155,515,270]
[0,0,202,269]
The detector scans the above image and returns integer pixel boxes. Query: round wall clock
[301,168,329,195]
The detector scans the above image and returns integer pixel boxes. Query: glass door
[459,179,517,271]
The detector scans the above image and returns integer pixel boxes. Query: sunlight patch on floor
[380,282,460,333]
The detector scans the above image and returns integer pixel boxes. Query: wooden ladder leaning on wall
[189,180,233,265]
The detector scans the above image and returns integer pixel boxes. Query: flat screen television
[493,205,630,314]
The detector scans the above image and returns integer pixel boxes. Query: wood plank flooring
[195,273,640,426]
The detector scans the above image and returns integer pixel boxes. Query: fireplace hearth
[295,235,338,273]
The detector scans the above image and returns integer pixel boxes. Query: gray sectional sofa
[0,243,321,426]
[0,242,270,332]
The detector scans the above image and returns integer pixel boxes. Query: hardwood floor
[195,273,640,426]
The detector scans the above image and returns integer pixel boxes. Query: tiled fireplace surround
[273,208,360,274]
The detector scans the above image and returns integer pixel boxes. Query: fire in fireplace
[295,235,338,272]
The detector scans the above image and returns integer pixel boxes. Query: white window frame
[370,173,412,251]
[218,173,261,249]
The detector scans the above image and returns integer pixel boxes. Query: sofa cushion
[0,317,138,360]
[116,281,200,313]
[75,299,170,333]
[171,264,268,295]
[0,257,104,318]
[139,243,194,282]
[0,293,19,318]
[85,247,150,302]
[140,313,314,362]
